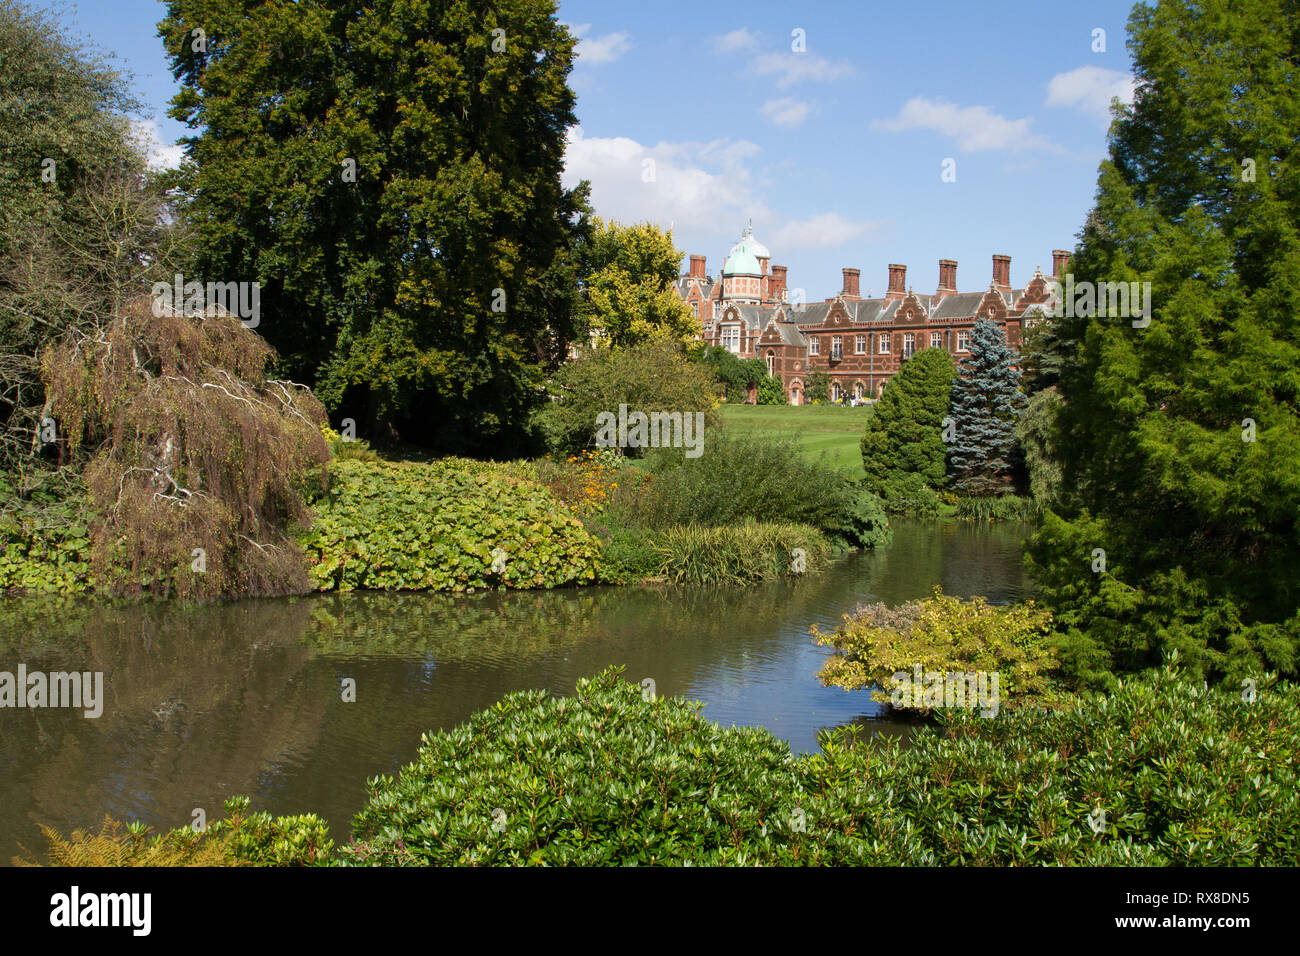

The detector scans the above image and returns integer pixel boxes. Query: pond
[0,518,1032,862]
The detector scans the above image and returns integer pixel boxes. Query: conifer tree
[946,318,1024,496]
[1026,0,1300,686]
[860,347,955,491]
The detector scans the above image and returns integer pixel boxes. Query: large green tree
[158,0,589,455]
[860,347,955,492]
[1027,0,1300,686]
[946,318,1025,496]
[580,219,698,348]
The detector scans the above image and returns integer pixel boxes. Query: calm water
[0,518,1030,861]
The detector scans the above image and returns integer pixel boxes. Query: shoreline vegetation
[18,663,1298,867]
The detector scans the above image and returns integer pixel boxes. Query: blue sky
[36,0,1139,299]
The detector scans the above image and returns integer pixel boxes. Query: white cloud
[759,97,812,128]
[562,126,771,234]
[128,118,184,171]
[714,28,758,53]
[1045,66,1136,123]
[872,97,1058,152]
[753,52,853,89]
[569,23,631,65]
[770,212,878,250]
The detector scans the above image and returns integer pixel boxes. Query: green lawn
[718,403,872,474]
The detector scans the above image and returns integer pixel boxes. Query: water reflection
[0,518,1030,861]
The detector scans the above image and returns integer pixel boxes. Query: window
[903,333,915,358]
[791,387,799,404]
[853,383,864,401]
[878,336,891,355]
[831,335,842,359]
[765,350,775,375]
[855,335,866,354]
[809,337,820,356]
[722,324,740,353]
[957,330,971,351]
[931,331,942,349]
[831,383,841,402]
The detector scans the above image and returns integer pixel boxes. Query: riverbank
[0,520,1031,860]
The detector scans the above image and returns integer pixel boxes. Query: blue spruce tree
[947,317,1026,495]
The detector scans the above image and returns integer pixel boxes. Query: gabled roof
[760,319,806,347]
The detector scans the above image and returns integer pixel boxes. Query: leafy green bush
[593,526,663,584]
[342,666,818,866]
[813,589,1063,711]
[533,340,720,457]
[301,458,600,592]
[0,472,94,594]
[652,522,830,586]
[343,664,1300,866]
[697,346,786,405]
[876,472,944,517]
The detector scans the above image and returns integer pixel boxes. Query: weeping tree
[42,298,329,600]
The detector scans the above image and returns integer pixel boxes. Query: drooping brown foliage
[41,297,329,599]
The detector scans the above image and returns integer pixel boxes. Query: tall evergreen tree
[1027,0,1300,686]
[946,318,1024,495]
[158,0,589,455]
[860,347,955,491]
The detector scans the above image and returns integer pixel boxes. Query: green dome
[723,229,763,276]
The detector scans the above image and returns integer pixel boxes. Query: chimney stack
[937,259,957,299]
[841,267,860,299]
[1052,249,1070,278]
[689,254,706,279]
[771,265,788,303]
[992,254,1011,292]
[887,263,907,300]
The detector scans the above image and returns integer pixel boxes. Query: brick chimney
[771,264,788,303]
[1052,249,1070,277]
[689,254,706,279]
[886,263,907,300]
[992,254,1011,292]
[841,267,860,299]
[937,259,957,299]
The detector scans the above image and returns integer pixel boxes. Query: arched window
[766,350,775,375]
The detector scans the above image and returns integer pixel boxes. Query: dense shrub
[876,472,944,517]
[631,433,890,550]
[533,340,719,457]
[344,664,1300,866]
[343,667,820,866]
[16,796,332,866]
[592,525,664,584]
[698,346,786,405]
[301,458,600,592]
[813,590,1063,712]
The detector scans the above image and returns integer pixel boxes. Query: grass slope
[718,403,872,474]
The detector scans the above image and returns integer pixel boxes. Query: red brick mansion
[674,226,1068,405]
